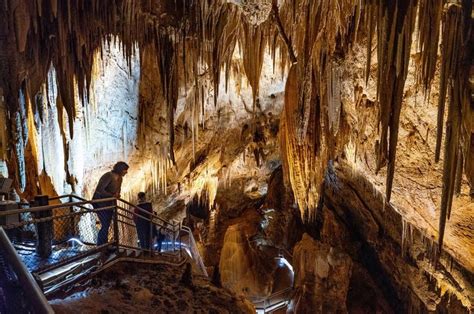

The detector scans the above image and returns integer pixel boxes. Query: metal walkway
[0,194,206,306]
[0,193,294,313]
[253,287,294,314]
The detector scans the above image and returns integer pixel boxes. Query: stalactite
[436,3,469,250]
[364,0,376,85]
[279,0,359,220]
[241,21,267,111]
[14,0,30,53]
[195,1,240,107]
[270,1,297,65]
[138,43,174,195]
[156,34,178,165]
[327,61,342,135]
[280,64,327,218]
[435,3,463,162]
[416,0,443,94]
[372,0,417,203]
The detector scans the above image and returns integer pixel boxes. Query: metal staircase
[0,194,206,305]
[0,193,294,313]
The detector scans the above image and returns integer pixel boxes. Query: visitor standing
[134,192,161,250]
[92,162,129,245]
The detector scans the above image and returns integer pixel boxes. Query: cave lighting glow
[277,256,294,276]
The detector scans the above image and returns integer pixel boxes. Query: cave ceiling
[0,0,473,251]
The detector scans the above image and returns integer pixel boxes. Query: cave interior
[0,0,473,313]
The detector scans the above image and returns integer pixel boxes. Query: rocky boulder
[291,233,353,313]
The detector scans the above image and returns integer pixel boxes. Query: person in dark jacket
[135,192,163,250]
[93,161,129,245]
[135,192,151,249]
[135,192,165,252]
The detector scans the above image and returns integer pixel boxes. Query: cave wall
[0,93,8,177]
[341,39,474,275]
[1,40,142,199]
[0,1,472,312]
[318,162,473,312]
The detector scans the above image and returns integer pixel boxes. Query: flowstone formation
[1,0,472,250]
[0,0,473,312]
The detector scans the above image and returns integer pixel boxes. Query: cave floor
[49,262,252,313]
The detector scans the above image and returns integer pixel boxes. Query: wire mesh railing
[0,193,209,300]
[115,197,181,256]
[1,197,117,274]
[0,195,183,275]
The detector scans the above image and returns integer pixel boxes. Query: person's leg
[143,221,151,250]
[135,223,143,248]
[136,219,147,249]
[158,231,165,252]
[150,224,158,251]
[145,220,154,250]
[97,209,113,245]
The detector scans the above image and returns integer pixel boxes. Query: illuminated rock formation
[0,0,473,312]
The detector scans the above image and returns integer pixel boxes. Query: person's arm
[95,173,114,197]
[116,177,123,198]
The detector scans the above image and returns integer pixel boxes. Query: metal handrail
[252,287,294,312]
[180,225,208,277]
[48,194,77,201]
[115,204,177,234]
[116,198,179,230]
[48,194,178,230]
[0,227,54,314]
[0,197,116,216]
[251,287,293,304]
[1,205,116,229]
[0,196,177,233]
[1,193,207,299]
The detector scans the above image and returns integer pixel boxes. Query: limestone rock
[219,223,272,298]
[291,233,353,313]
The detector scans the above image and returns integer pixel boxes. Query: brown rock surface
[50,262,254,314]
[291,233,353,313]
[219,221,273,298]
[321,161,473,312]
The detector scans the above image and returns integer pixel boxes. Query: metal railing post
[113,199,120,253]
[0,227,54,314]
[178,222,182,259]
[68,195,74,238]
[34,195,52,258]
[149,216,153,256]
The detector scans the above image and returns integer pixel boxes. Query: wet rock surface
[49,262,254,313]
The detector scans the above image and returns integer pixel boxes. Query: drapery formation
[279,0,473,251]
[279,0,355,221]
[0,0,472,249]
[0,0,189,192]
